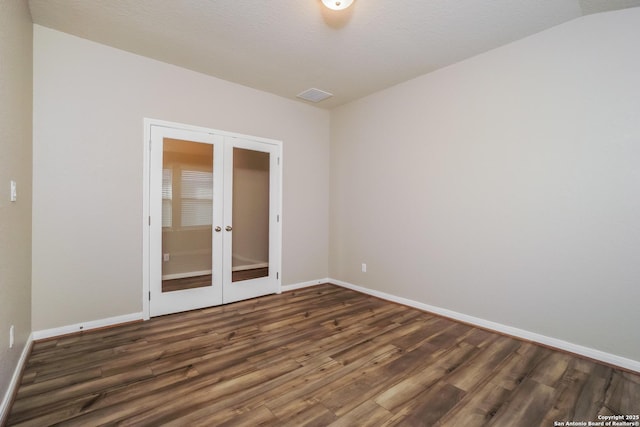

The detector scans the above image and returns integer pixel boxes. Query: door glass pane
[162,138,214,292]
[232,148,270,282]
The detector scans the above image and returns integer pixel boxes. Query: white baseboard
[329,278,640,373]
[0,332,33,424]
[232,263,269,272]
[162,270,212,281]
[232,254,266,266]
[281,278,330,292]
[32,312,144,341]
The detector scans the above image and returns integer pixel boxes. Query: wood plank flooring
[7,284,640,426]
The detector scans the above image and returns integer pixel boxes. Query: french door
[149,123,281,317]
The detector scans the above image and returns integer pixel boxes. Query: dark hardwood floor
[7,284,640,426]
[162,274,213,292]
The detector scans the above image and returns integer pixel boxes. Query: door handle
[225,226,233,232]
[215,226,222,232]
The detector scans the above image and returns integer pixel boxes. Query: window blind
[162,168,172,228]
[181,170,213,227]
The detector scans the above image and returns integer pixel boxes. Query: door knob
[225,226,233,232]
[215,226,221,232]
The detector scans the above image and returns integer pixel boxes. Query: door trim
[142,118,283,320]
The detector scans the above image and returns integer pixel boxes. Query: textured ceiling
[28,0,640,109]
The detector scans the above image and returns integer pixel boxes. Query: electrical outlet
[362,263,367,273]
[163,253,170,262]
[9,325,14,348]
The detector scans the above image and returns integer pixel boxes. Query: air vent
[296,88,333,103]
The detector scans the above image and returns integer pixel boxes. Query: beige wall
[330,9,640,362]
[32,25,330,330]
[0,0,33,412]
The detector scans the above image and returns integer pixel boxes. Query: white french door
[148,123,281,317]
[223,136,280,304]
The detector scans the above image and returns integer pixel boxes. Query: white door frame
[142,118,283,320]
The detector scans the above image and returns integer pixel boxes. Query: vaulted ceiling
[28,0,640,108]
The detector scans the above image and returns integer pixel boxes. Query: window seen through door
[180,170,213,227]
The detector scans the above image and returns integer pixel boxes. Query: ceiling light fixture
[321,0,354,11]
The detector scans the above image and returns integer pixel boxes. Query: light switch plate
[10,180,17,202]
